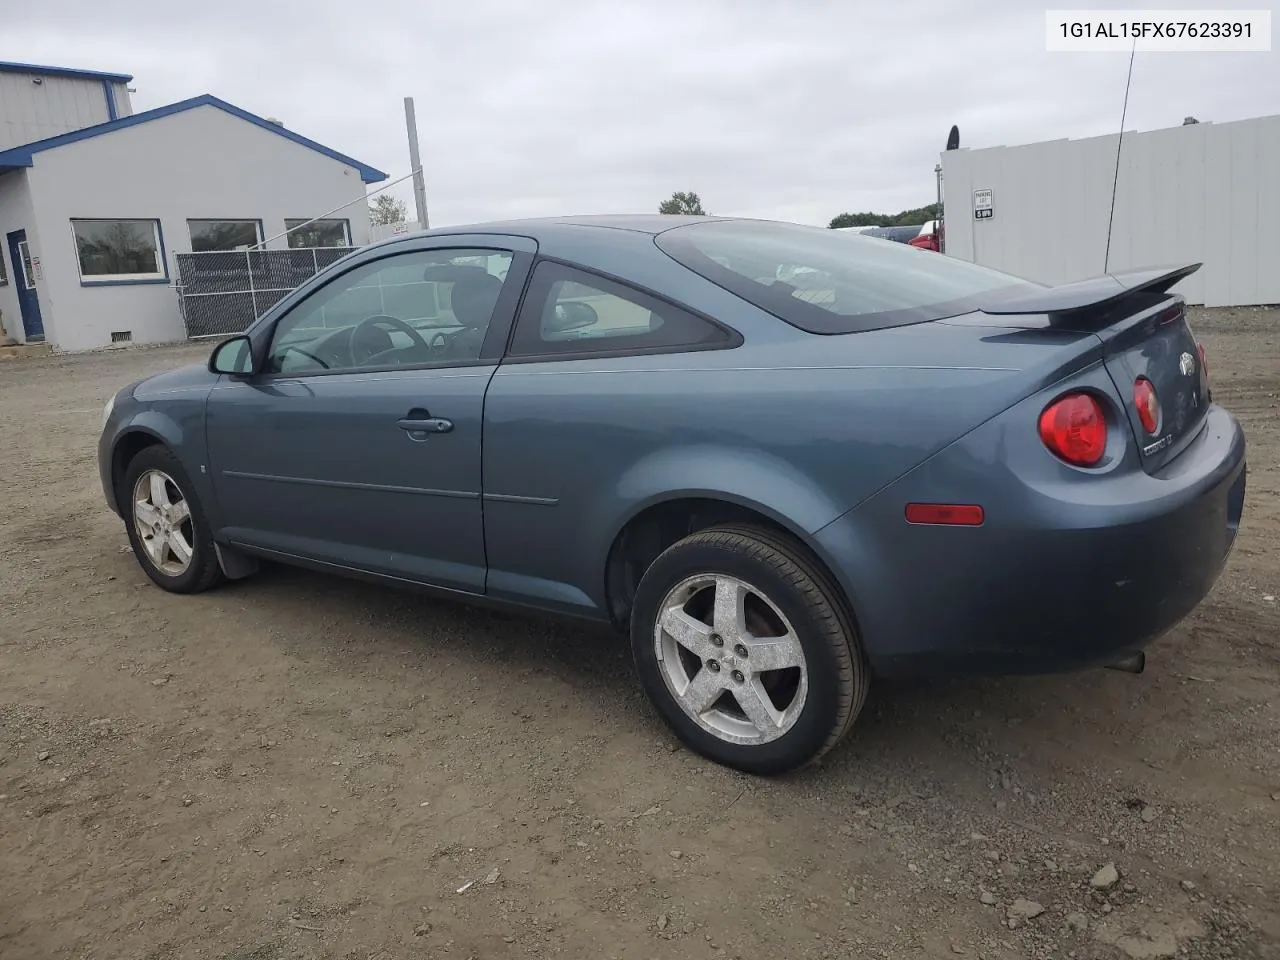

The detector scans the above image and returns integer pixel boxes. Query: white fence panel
[942,114,1280,307]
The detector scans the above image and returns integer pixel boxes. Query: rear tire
[122,445,224,594]
[630,524,868,775]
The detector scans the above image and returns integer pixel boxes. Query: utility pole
[935,162,944,253]
[404,96,429,230]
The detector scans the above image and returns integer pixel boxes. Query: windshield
[655,219,1038,334]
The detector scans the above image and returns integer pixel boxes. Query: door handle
[397,416,453,435]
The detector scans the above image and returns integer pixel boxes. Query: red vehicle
[908,219,942,252]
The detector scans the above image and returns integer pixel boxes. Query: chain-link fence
[175,247,357,339]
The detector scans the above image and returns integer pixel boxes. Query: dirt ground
[1,307,1277,960]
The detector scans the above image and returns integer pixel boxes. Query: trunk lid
[1094,299,1208,472]
[977,263,1209,473]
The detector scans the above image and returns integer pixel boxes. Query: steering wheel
[350,315,430,366]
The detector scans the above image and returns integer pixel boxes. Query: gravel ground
[1,306,1277,960]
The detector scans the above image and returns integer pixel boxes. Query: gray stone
[1094,919,1204,960]
[1091,863,1120,889]
[1008,898,1045,920]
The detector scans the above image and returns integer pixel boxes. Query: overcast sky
[4,0,1277,227]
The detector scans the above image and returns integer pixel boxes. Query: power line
[249,166,423,251]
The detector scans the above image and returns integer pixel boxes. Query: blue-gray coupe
[99,215,1246,774]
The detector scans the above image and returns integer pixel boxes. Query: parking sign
[974,189,993,220]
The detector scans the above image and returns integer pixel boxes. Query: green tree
[370,195,408,226]
[659,191,707,216]
[828,203,939,229]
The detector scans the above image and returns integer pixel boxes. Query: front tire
[122,445,224,594]
[630,524,868,775]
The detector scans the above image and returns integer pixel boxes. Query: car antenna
[1103,40,1138,276]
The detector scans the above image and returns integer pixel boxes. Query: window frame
[70,217,168,286]
[249,244,529,381]
[502,258,742,364]
[284,218,352,249]
[186,218,264,253]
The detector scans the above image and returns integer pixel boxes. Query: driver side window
[264,247,513,375]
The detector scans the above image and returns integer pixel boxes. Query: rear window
[655,219,1036,334]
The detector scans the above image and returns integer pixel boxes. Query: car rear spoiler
[980,263,1201,327]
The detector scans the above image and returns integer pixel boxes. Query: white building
[0,61,387,351]
[941,114,1280,307]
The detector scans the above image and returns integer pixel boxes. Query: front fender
[101,395,216,526]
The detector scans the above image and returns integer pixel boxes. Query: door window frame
[501,257,742,364]
[17,241,37,287]
[232,237,536,382]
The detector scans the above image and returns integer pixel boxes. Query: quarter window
[71,219,165,282]
[285,218,351,249]
[264,248,513,375]
[188,219,262,252]
[507,261,733,358]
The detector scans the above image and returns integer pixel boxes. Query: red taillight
[1038,393,1107,466]
[905,503,985,526]
[1133,377,1159,434]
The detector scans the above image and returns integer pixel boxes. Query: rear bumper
[815,403,1246,678]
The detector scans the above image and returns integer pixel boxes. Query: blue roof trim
[103,81,119,121]
[0,93,389,184]
[0,60,133,82]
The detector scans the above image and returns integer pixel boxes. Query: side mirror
[209,335,254,376]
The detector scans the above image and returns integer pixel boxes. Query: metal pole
[404,96,430,230]
[247,249,259,323]
[935,162,944,254]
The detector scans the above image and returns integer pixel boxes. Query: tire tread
[640,522,869,771]
[123,446,224,594]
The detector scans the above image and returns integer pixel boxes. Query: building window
[188,219,262,252]
[285,218,351,249]
[71,219,165,282]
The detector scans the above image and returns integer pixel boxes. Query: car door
[481,259,740,616]
[205,238,534,593]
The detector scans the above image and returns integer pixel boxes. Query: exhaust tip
[1105,652,1146,674]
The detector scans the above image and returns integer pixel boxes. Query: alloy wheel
[653,573,808,745]
[132,469,195,576]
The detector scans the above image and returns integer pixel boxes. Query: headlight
[102,393,116,428]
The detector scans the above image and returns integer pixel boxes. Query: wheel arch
[601,493,861,638]
[109,427,169,516]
